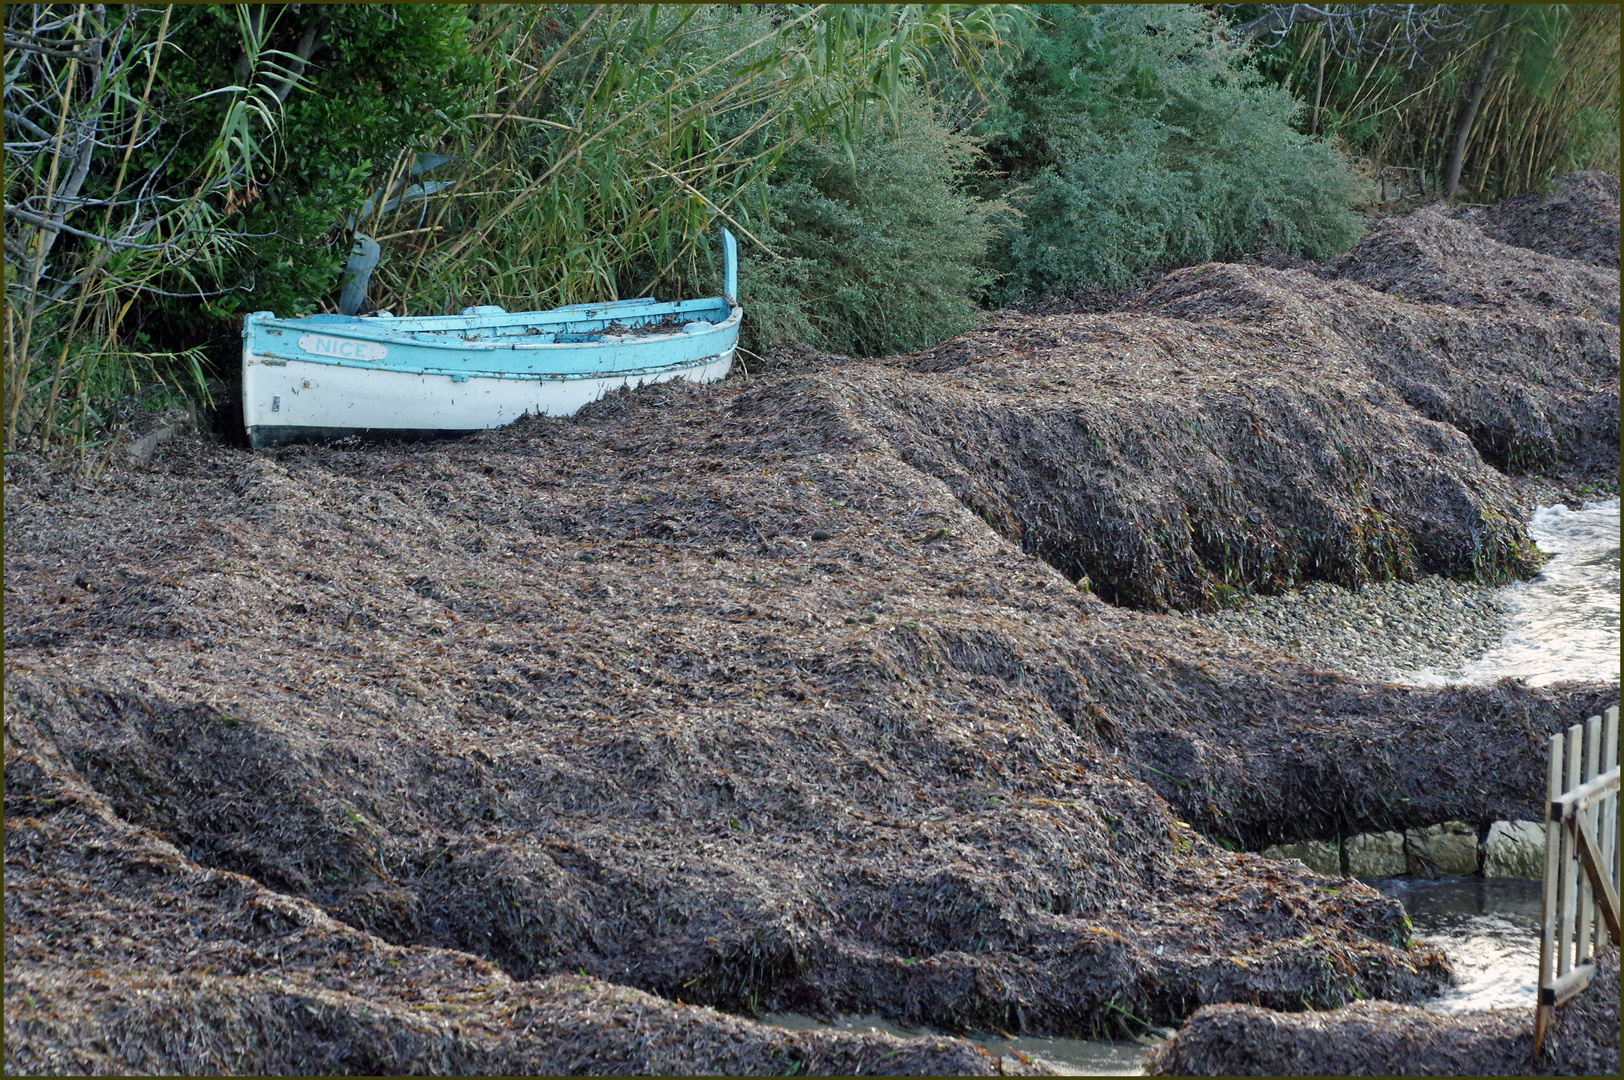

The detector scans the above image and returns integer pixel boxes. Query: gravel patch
[1186,576,1511,684]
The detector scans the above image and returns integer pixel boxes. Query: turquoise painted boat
[242,229,740,449]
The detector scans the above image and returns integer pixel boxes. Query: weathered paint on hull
[243,346,734,450]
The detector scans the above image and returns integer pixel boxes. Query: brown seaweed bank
[1145,946,1619,1076]
[4,180,1618,1073]
[859,191,1616,614]
[4,414,1471,1055]
[4,382,1610,1064]
[4,747,1047,1076]
[1471,171,1621,270]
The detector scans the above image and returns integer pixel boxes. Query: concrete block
[1406,820,1479,876]
[1346,831,1407,876]
[1260,840,1342,876]
[1482,820,1546,879]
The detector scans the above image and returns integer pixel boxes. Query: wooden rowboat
[242,229,741,449]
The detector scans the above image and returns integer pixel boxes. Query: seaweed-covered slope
[4,739,1040,1076]
[1476,171,1621,269]
[4,413,1465,1049]
[5,372,1611,1060]
[850,195,1616,613]
[840,311,1531,613]
[850,274,1611,610]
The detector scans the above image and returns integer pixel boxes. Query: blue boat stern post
[338,235,382,316]
[722,227,737,306]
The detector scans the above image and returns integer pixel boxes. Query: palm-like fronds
[4,2,305,453]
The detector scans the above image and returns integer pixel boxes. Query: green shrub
[980,4,1367,304]
[742,92,1008,358]
[386,5,1020,355]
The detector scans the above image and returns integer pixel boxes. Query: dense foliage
[743,93,1008,357]
[978,4,1366,304]
[3,3,481,450]
[15,3,1605,457]
[376,5,1020,357]
[156,5,483,324]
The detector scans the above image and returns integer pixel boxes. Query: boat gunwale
[246,343,738,382]
[246,301,739,373]
[247,296,736,343]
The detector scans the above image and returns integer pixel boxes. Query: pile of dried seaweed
[3,408,1470,1051]
[867,188,1616,611]
[4,744,1043,1076]
[1471,171,1621,270]
[1145,946,1619,1076]
[4,179,1618,1075]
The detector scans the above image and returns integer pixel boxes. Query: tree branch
[272,16,330,104]
[4,204,172,251]
[1229,4,1325,42]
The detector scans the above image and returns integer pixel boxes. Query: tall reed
[1247,4,1619,204]
[374,4,1025,317]
[3,3,306,455]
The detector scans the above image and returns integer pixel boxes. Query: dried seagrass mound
[4,414,1470,1057]
[1321,203,1619,320]
[1144,946,1619,1076]
[4,744,1043,1076]
[1314,204,1619,475]
[1476,171,1622,270]
[848,308,1604,611]
[844,316,1532,614]
[848,192,1619,613]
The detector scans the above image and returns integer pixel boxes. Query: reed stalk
[3,3,309,456]
[377,4,1024,318]
[1247,4,1618,204]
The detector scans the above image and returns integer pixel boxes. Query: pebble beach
[1186,575,1512,684]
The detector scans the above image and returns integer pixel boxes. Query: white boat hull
[243,346,733,449]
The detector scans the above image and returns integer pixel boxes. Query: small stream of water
[1403,497,1620,687]
[1371,876,1544,1013]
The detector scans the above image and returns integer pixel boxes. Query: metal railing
[1533,704,1620,1056]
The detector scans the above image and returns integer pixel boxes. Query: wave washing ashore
[1405,498,1620,687]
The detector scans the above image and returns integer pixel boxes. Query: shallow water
[1371,875,1544,1012]
[1403,497,1620,687]
[761,877,1554,1072]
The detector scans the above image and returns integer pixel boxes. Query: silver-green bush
[743,92,1009,358]
[983,4,1368,305]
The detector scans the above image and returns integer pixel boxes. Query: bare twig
[1223,4,1482,69]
